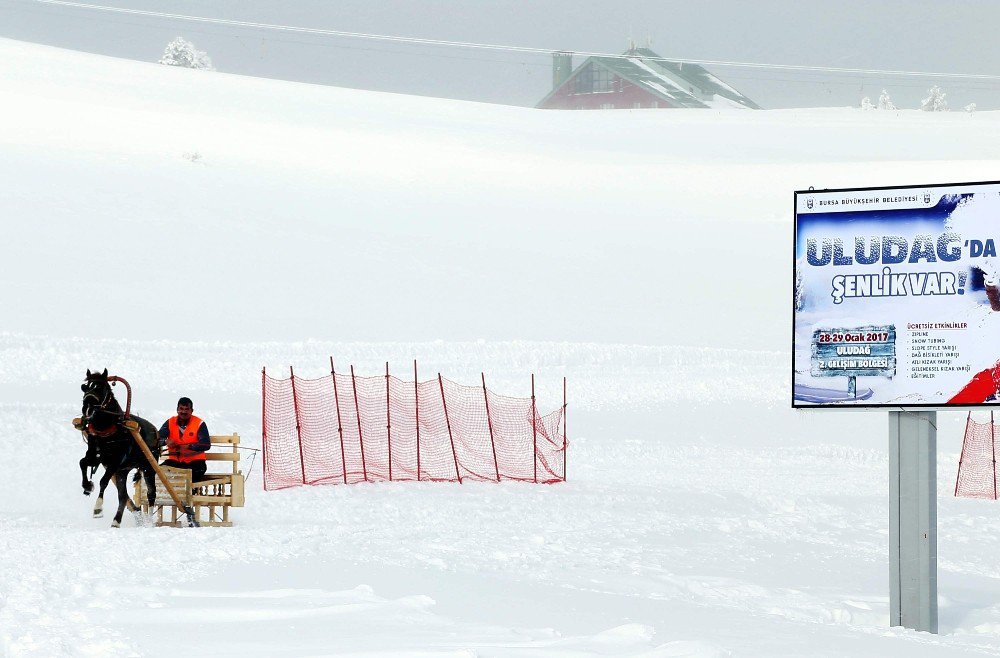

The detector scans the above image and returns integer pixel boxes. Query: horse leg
[94,472,137,515]
[81,436,100,495]
[106,474,138,513]
[80,457,94,495]
[93,468,113,517]
[111,470,133,528]
[143,467,156,509]
[126,467,157,527]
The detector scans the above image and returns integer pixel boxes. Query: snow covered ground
[3,37,1000,656]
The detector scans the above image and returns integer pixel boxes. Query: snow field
[3,36,1000,656]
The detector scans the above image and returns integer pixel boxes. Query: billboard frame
[792,179,1000,410]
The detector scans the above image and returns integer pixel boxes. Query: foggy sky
[1,0,998,110]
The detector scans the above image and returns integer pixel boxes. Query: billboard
[794,181,1000,407]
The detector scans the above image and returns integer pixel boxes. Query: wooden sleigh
[75,374,245,528]
[134,433,246,527]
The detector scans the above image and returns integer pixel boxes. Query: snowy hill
[4,38,1000,656]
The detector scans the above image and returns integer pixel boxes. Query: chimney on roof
[552,51,573,90]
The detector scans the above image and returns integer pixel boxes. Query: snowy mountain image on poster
[793,184,1000,406]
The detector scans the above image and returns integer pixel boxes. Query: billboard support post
[888,410,937,634]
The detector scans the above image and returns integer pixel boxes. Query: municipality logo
[806,196,814,209]
[923,190,932,204]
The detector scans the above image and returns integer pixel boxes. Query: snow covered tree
[158,37,214,71]
[965,102,977,114]
[920,85,948,112]
[860,96,874,110]
[877,89,896,110]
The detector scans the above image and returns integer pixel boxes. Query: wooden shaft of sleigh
[123,419,189,511]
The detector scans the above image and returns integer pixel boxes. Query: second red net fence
[955,411,999,500]
[262,361,567,490]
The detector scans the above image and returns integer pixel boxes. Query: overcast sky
[2,0,999,109]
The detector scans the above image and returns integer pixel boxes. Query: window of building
[575,66,591,94]
[593,67,614,92]
[633,102,642,109]
[600,103,614,110]
[575,64,615,93]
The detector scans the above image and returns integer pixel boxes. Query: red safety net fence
[262,361,567,490]
[955,412,998,500]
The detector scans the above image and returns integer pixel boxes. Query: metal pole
[415,360,420,482]
[439,373,462,483]
[386,362,393,482]
[993,411,997,501]
[888,410,938,634]
[481,372,500,482]
[351,365,368,482]
[330,357,347,485]
[289,366,308,485]
[532,373,537,484]
[955,411,971,496]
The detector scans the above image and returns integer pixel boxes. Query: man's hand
[172,445,203,458]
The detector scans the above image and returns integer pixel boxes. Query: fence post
[386,362,393,482]
[415,360,421,482]
[481,372,500,482]
[262,367,268,491]
[290,366,307,486]
[351,365,368,482]
[563,376,567,483]
[532,373,537,484]
[439,373,462,483]
[330,357,348,484]
[955,411,971,496]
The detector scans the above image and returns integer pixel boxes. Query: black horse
[77,377,135,509]
[79,369,160,527]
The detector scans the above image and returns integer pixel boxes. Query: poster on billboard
[794,181,1000,408]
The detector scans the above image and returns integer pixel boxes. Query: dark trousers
[161,459,207,482]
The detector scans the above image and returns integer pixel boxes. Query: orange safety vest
[167,415,206,463]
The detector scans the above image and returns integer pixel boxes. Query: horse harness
[82,384,130,444]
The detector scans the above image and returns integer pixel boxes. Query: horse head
[81,369,123,431]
